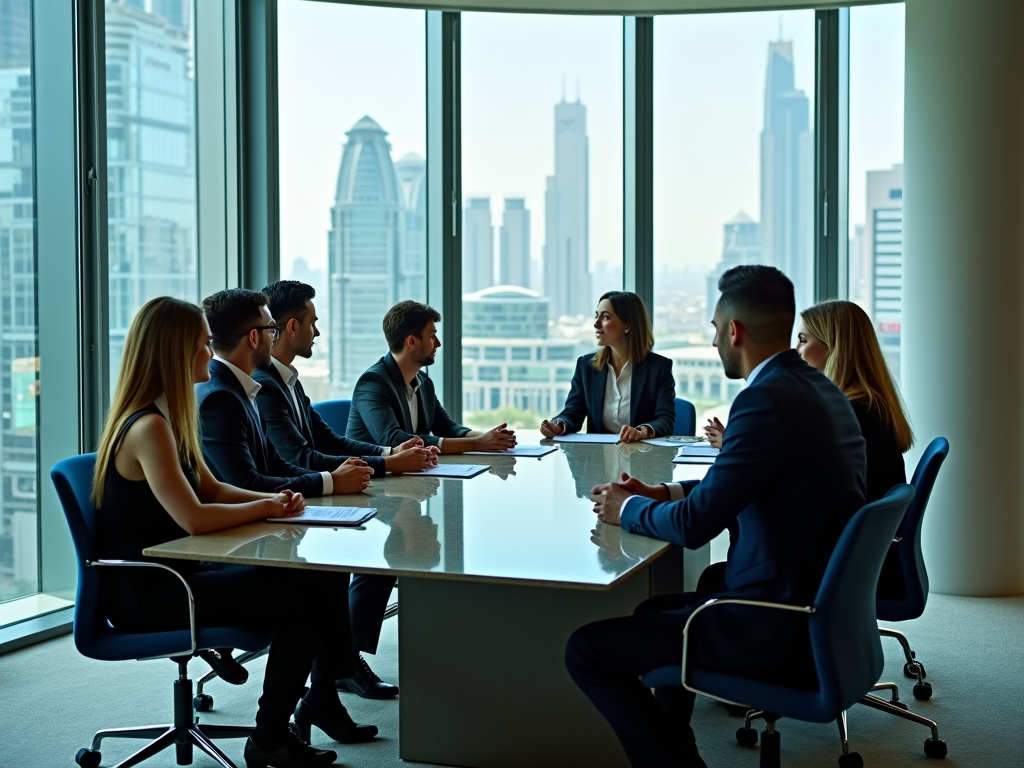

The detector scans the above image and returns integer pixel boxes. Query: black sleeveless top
[96,406,201,622]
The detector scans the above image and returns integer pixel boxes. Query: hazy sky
[278,1,904,283]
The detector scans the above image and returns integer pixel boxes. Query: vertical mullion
[623,16,654,308]
[814,8,849,302]
[426,11,461,421]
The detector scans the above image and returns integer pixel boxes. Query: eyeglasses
[251,325,281,341]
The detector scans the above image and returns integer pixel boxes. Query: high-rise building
[328,116,403,396]
[544,99,591,319]
[395,153,427,303]
[105,1,197,381]
[463,197,494,294]
[0,0,30,70]
[706,211,762,322]
[760,40,813,311]
[499,198,531,289]
[865,164,904,378]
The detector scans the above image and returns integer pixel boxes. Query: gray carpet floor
[1,593,1020,768]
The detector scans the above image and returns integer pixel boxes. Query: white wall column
[903,0,1024,595]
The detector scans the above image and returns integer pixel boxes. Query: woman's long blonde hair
[92,297,209,506]
[801,299,914,452]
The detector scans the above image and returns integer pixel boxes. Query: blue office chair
[641,485,947,766]
[53,454,273,768]
[878,437,949,701]
[673,397,696,436]
[312,398,353,436]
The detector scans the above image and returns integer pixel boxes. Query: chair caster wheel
[76,748,102,768]
[725,703,749,717]
[904,661,926,680]
[194,693,214,711]
[890,700,908,711]
[838,752,864,768]
[914,682,933,700]
[924,738,947,758]
[736,726,758,747]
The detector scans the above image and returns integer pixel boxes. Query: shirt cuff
[381,447,392,456]
[638,424,654,436]
[320,472,333,496]
[620,494,641,522]
[437,437,443,449]
[661,482,687,501]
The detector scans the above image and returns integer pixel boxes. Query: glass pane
[278,1,426,403]
[461,13,623,429]
[849,3,905,380]
[653,12,816,425]
[105,0,199,383]
[0,0,40,602]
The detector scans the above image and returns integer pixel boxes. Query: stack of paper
[403,464,490,479]
[463,445,557,457]
[267,506,378,526]
[671,442,720,465]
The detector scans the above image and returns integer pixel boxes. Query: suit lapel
[590,363,608,433]
[629,357,648,425]
[384,354,415,432]
[212,361,269,470]
[294,378,314,443]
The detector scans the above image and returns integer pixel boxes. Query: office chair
[878,437,949,701]
[641,485,947,767]
[673,397,697,436]
[53,454,274,768]
[311,398,353,435]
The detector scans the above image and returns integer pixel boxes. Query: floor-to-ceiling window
[277,0,426,404]
[460,13,622,429]
[849,2,905,381]
[105,0,199,386]
[653,11,816,425]
[0,0,39,606]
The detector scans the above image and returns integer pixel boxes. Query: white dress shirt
[602,360,632,434]
[617,350,785,520]
[215,355,333,494]
[404,375,443,449]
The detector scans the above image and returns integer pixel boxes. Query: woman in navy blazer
[540,291,675,442]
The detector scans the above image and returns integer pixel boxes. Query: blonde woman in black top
[93,296,370,768]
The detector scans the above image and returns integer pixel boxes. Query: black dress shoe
[336,654,398,699]
[198,647,249,686]
[294,698,378,744]
[243,731,337,768]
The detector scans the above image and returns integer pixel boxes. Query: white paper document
[403,464,490,479]
[463,445,557,457]
[671,442,720,465]
[552,433,622,444]
[267,506,378,526]
[641,436,704,448]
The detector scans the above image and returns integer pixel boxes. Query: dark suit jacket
[621,349,867,606]
[197,359,325,496]
[253,363,387,478]
[552,352,676,436]
[347,352,471,448]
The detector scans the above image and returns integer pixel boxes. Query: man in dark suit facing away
[254,280,438,699]
[566,266,867,767]
[347,300,517,453]
[196,288,380,742]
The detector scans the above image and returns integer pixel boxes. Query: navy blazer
[553,351,676,436]
[347,352,471,448]
[253,363,387,478]
[621,349,867,606]
[197,359,325,496]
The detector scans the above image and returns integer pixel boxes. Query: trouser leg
[349,574,397,654]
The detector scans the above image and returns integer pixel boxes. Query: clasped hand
[266,489,305,517]
[331,457,374,493]
[590,473,668,526]
[390,436,440,473]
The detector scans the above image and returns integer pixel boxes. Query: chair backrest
[673,398,696,436]
[879,436,949,620]
[50,454,107,654]
[810,484,914,713]
[312,399,352,436]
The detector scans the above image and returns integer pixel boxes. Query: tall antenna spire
[576,76,581,103]
[561,76,566,102]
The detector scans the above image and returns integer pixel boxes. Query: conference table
[145,432,712,768]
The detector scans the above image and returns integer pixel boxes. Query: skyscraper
[0,0,30,70]
[499,197,531,289]
[105,1,197,380]
[864,164,904,378]
[544,98,591,319]
[760,40,813,311]
[463,197,494,294]
[395,153,427,304]
[706,211,762,322]
[328,116,403,396]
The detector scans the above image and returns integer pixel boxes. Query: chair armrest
[88,559,197,657]
[680,598,815,705]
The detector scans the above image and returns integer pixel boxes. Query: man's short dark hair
[716,265,795,345]
[383,301,441,353]
[202,288,269,353]
[262,280,315,325]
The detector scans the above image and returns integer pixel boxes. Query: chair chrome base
[77,659,252,768]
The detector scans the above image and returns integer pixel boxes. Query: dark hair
[383,301,441,353]
[591,291,655,371]
[716,265,795,345]
[262,280,315,325]
[202,288,269,353]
